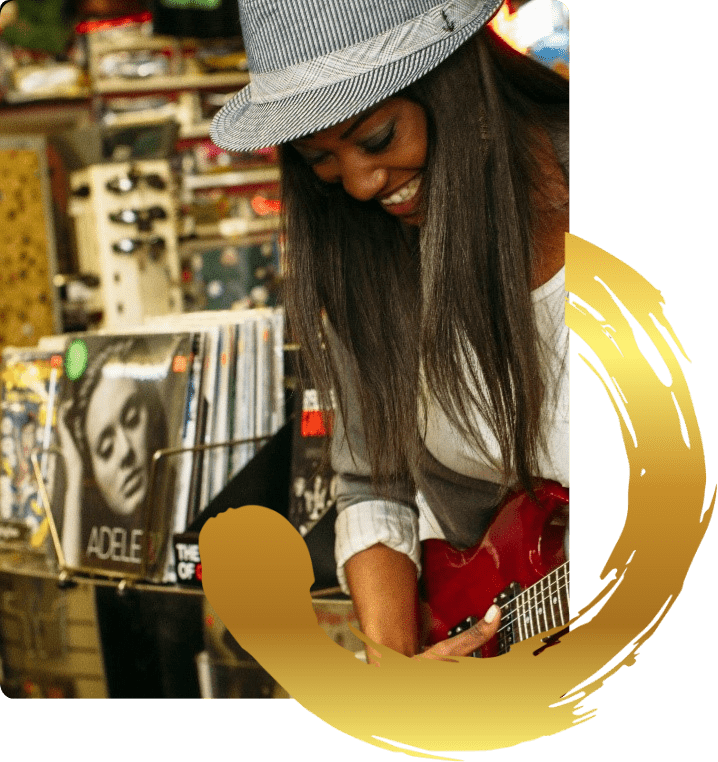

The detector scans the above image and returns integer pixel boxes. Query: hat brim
[211,1,503,152]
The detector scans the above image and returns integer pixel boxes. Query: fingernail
[483,604,499,624]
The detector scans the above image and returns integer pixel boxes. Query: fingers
[416,604,501,661]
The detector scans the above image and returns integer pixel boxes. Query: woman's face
[85,376,150,517]
[291,97,428,226]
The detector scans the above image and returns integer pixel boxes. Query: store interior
[0,0,568,698]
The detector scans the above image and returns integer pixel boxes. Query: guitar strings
[495,568,569,639]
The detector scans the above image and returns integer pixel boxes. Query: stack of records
[0,346,64,554]
[144,307,285,526]
[0,306,285,583]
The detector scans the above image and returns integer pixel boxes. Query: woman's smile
[292,97,428,225]
[379,173,424,218]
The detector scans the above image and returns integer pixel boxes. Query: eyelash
[301,122,396,166]
[96,401,141,459]
[361,123,395,154]
[122,403,140,428]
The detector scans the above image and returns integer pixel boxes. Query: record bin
[0,348,358,697]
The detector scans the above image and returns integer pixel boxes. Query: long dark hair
[281,27,569,496]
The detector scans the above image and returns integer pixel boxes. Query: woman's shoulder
[532,265,565,302]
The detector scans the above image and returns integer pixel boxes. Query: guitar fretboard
[496,562,569,655]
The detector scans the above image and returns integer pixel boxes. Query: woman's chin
[109,492,146,518]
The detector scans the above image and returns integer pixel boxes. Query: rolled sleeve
[334,500,421,594]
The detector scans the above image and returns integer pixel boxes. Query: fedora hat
[211,0,504,152]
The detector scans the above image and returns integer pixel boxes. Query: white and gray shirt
[330,265,569,594]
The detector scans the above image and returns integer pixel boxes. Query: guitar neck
[496,562,570,655]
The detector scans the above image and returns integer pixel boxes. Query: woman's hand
[414,602,500,661]
[345,544,501,663]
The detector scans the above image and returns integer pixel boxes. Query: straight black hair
[281,27,569,496]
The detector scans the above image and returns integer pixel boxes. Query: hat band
[249,0,485,104]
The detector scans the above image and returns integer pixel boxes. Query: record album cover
[54,332,195,579]
[0,346,65,553]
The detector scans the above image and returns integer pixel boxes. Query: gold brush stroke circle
[200,233,714,756]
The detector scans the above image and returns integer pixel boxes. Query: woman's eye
[361,123,395,154]
[97,436,113,461]
[294,146,329,167]
[122,399,141,428]
[306,154,329,167]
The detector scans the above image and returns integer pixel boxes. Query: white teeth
[381,175,422,206]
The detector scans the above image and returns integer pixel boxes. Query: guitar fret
[540,575,550,632]
[558,564,569,625]
[516,595,528,640]
[505,563,570,647]
[501,598,519,653]
[548,571,563,627]
[526,587,535,639]
[525,588,535,639]
[550,571,563,627]
[535,578,543,634]
[513,596,524,643]
[563,566,571,618]
[534,581,542,635]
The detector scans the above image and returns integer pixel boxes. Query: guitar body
[421,481,569,657]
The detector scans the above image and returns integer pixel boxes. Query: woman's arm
[344,543,421,661]
[345,542,501,662]
[326,323,500,660]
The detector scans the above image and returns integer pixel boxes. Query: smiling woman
[210,0,569,663]
[290,98,429,225]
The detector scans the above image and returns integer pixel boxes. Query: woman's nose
[117,427,136,467]
[339,157,388,202]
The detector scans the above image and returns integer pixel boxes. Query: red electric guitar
[421,480,569,657]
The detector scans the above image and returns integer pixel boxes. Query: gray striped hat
[211,0,504,151]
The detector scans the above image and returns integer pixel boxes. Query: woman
[58,337,168,570]
[211,0,569,661]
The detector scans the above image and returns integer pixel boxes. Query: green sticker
[65,340,89,381]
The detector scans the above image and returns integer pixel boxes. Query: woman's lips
[122,467,145,499]
[379,174,423,217]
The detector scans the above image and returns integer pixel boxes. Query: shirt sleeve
[326,322,420,594]
[334,497,421,594]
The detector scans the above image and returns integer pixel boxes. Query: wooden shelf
[93,71,249,95]
[3,89,91,105]
[183,166,280,190]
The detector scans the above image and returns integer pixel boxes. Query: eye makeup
[293,145,329,167]
[360,122,396,154]
[291,113,397,167]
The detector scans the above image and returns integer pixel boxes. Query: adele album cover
[53,332,197,579]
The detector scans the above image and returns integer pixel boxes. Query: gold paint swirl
[200,234,713,755]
